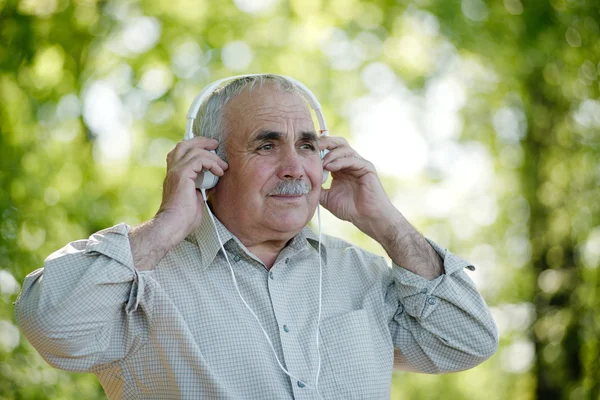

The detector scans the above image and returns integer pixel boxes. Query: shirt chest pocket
[318,309,393,399]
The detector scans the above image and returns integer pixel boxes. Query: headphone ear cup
[195,171,219,190]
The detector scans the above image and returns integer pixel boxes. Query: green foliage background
[1,0,599,398]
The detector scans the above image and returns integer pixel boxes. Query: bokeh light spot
[221,41,254,71]
[501,339,534,373]
[462,0,488,21]
[139,65,174,100]
[565,27,582,47]
[20,223,46,251]
[0,320,19,353]
[234,0,279,14]
[0,270,20,297]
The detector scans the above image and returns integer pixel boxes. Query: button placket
[266,265,294,372]
[267,263,311,393]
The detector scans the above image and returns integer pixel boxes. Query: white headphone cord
[200,189,324,399]
[315,204,323,397]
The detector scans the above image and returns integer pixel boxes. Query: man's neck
[230,228,298,270]
[208,199,301,270]
[246,240,289,270]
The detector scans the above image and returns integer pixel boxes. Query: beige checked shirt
[15,213,497,399]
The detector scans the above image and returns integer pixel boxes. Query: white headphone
[184,74,330,189]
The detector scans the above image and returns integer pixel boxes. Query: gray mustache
[269,180,311,196]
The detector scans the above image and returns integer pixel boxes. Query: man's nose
[277,148,304,180]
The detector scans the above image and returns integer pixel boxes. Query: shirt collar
[295,225,328,266]
[189,208,235,268]
[188,208,328,269]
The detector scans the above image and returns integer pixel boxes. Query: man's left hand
[318,135,444,279]
[318,136,400,240]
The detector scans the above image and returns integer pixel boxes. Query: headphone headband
[184,74,328,140]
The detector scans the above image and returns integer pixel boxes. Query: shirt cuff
[84,223,149,314]
[393,238,475,320]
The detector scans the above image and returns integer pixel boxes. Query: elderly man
[16,74,497,399]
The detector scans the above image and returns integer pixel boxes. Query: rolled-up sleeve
[387,238,498,374]
[14,223,153,372]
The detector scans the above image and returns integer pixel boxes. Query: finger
[321,146,358,166]
[169,137,220,163]
[181,155,228,177]
[324,156,375,177]
[318,136,349,152]
[179,147,228,171]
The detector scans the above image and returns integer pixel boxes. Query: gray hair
[192,74,306,162]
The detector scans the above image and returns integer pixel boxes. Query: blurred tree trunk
[520,2,600,397]
[425,0,600,398]
[522,70,582,400]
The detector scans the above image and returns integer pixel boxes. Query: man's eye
[300,143,316,151]
[259,143,274,151]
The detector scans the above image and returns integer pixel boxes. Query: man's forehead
[223,84,316,142]
[225,84,311,117]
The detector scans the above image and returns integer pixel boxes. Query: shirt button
[233,255,241,262]
[285,258,290,264]
[297,381,305,388]
[269,271,274,280]
[427,296,437,305]
[283,325,290,333]
[421,288,428,294]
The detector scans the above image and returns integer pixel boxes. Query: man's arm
[318,135,498,372]
[14,137,228,370]
[14,224,152,372]
[368,211,444,280]
[129,214,183,271]
[384,239,498,373]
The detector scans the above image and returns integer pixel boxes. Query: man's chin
[266,209,313,233]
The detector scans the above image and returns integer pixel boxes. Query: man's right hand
[129,137,228,271]
[157,137,228,241]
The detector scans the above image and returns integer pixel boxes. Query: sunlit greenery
[1,0,598,399]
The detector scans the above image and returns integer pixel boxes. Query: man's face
[211,84,322,244]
